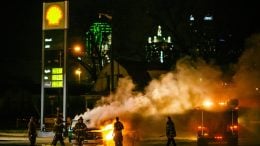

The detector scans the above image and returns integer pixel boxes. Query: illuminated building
[187,13,242,64]
[85,22,112,72]
[145,25,179,69]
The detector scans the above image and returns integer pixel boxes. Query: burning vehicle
[196,99,239,146]
[71,129,104,146]
[68,119,114,146]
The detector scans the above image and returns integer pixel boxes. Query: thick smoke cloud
[76,57,227,139]
[74,33,260,141]
[232,33,260,143]
[233,33,260,107]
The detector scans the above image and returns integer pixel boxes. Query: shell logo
[46,5,63,26]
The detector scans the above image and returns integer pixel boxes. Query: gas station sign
[41,0,68,131]
[44,67,63,88]
[43,1,68,30]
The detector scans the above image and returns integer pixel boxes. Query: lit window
[190,15,195,21]
[204,15,213,21]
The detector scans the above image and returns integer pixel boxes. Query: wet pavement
[0,131,195,146]
[0,131,259,146]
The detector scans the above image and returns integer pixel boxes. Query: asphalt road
[0,132,259,146]
[1,138,260,146]
[0,138,196,146]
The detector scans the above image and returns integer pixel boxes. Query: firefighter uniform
[166,116,177,146]
[51,118,65,146]
[28,116,37,146]
[73,117,87,146]
[113,117,124,146]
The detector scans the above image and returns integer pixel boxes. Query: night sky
[0,0,259,88]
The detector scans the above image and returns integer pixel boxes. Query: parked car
[82,129,104,146]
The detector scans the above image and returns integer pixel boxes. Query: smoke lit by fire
[74,33,260,143]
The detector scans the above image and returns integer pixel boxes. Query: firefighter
[73,117,87,146]
[166,116,177,146]
[51,117,65,146]
[113,117,124,146]
[27,116,37,146]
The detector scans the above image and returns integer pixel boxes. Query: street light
[71,44,84,57]
[75,68,82,83]
[73,45,82,53]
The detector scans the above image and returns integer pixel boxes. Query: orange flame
[101,124,114,141]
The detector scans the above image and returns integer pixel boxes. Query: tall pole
[63,28,67,123]
[201,109,204,135]
[111,2,115,93]
[63,1,68,124]
[40,30,45,131]
[111,52,114,92]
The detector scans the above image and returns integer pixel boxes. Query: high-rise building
[145,25,180,69]
[187,13,243,64]
[187,13,217,58]
[85,21,112,72]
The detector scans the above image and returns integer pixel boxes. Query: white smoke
[73,33,260,141]
[76,57,227,132]
[232,33,260,106]
[232,33,260,143]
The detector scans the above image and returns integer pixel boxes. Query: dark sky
[0,0,259,87]
[0,2,40,88]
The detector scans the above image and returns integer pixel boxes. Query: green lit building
[85,22,112,72]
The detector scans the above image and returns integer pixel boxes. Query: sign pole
[63,28,67,123]
[40,31,45,131]
[41,1,68,131]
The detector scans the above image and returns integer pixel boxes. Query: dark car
[68,120,105,146]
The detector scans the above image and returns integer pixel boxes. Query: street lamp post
[75,68,82,84]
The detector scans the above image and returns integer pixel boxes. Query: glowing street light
[71,44,85,57]
[73,45,81,52]
[75,68,82,83]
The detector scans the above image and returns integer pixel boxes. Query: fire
[203,99,213,108]
[101,124,114,141]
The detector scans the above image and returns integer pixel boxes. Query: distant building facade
[85,21,112,72]
[186,13,243,64]
[145,25,180,69]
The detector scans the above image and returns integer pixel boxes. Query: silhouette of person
[113,117,124,146]
[28,116,37,146]
[73,117,87,146]
[51,117,65,146]
[166,116,177,146]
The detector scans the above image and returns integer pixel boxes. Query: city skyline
[1,0,259,80]
[1,0,259,85]
[0,0,259,123]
